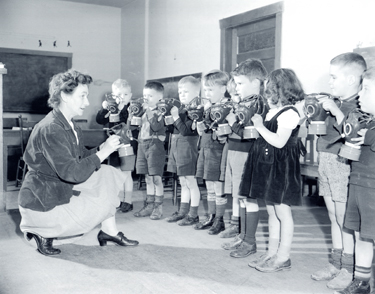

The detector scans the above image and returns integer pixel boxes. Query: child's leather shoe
[218,224,239,238]
[194,214,215,230]
[177,215,199,226]
[208,216,225,235]
[333,278,370,294]
[255,256,291,273]
[221,235,242,250]
[166,212,186,223]
[327,268,353,290]
[311,263,340,281]
[229,241,256,258]
[248,253,273,268]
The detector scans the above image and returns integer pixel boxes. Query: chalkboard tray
[0,48,72,114]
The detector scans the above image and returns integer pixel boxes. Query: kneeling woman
[18,69,138,256]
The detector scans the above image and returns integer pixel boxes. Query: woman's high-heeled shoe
[97,230,139,247]
[26,232,61,256]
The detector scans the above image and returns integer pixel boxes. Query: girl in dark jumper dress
[239,68,305,272]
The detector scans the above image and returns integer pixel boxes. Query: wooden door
[220,2,283,74]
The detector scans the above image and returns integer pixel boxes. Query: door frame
[219,1,284,73]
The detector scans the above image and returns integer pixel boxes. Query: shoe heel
[98,239,107,246]
[26,232,33,241]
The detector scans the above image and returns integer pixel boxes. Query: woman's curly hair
[264,68,305,107]
[47,69,93,109]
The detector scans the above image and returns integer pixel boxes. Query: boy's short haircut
[330,52,367,77]
[227,78,237,96]
[179,76,201,87]
[112,79,131,91]
[362,67,375,82]
[231,58,268,83]
[144,81,164,94]
[202,69,230,87]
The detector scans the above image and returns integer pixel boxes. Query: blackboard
[0,48,72,114]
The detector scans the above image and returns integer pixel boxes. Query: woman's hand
[251,114,264,129]
[96,135,123,162]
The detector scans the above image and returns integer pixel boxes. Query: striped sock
[231,215,240,226]
[215,195,227,218]
[355,265,371,282]
[207,192,216,215]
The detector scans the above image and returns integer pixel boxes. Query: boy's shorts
[224,150,247,198]
[345,184,375,239]
[136,138,165,176]
[167,134,199,176]
[318,152,350,202]
[196,147,224,181]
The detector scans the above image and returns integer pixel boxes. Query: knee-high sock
[215,195,227,218]
[243,211,259,245]
[207,192,216,215]
[329,248,343,270]
[355,265,371,282]
[239,207,246,240]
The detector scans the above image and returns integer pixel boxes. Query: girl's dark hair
[264,68,305,106]
[48,69,92,109]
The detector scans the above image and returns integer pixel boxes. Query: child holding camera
[132,81,166,220]
[311,53,367,291]
[165,76,201,226]
[96,79,138,213]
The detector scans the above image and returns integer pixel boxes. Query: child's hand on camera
[170,106,179,120]
[251,113,264,128]
[320,97,341,117]
[226,110,237,126]
[102,101,109,110]
[217,135,227,144]
[352,128,368,146]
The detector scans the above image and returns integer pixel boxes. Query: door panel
[220,2,283,73]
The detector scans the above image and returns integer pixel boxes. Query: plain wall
[0,0,122,128]
[146,0,375,93]
[121,0,147,99]
[1,0,375,126]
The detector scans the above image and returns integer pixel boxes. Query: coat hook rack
[53,41,57,47]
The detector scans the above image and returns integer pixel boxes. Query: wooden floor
[1,183,374,294]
